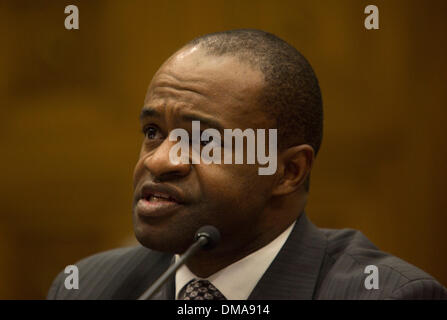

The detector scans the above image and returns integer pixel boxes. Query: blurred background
[1,0,446,299]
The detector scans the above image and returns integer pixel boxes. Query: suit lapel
[149,256,176,300]
[248,212,327,300]
[110,249,175,300]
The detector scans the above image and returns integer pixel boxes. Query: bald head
[182,29,323,190]
[184,29,323,151]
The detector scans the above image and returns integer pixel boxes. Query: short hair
[186,29,323,191]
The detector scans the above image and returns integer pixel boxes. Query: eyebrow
[140,108,161,120]
[139,107,224,131]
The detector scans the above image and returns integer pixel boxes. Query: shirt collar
[175,221,295,300]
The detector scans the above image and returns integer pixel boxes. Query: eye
[142,125,163,140]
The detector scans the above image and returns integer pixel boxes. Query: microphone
[137,225,221,300]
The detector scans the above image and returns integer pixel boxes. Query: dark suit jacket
[47,213,447,299]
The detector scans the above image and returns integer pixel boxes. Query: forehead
[143,47,270,128]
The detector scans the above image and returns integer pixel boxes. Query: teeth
[146,193,174,201]
[153,192,170,199]
[151,196,166,202]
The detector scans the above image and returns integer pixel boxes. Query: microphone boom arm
[137,236,208,300]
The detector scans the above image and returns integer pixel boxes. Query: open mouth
[136,185,185,218]
[134,182,188,219]
[142,192,178,203]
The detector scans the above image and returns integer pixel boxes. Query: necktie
[179,279,227,300]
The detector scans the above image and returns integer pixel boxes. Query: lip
[135,182,186,218]
[135,197,183,218]
[139,183,185,204]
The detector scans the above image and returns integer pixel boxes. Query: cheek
[132,150,146,189]
[197,163,270,208]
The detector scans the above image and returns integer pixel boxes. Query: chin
[133,221,193,254]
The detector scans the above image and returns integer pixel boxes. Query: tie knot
[179,279,226,300]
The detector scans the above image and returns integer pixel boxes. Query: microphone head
[194,225,221,250]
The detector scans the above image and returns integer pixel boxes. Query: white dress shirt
[175,221,295,300]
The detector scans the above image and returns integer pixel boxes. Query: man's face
[132,46,277,253]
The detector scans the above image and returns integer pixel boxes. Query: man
[47,29,446,300]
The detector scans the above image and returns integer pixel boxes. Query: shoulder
[47,246,170,300]
[315,228,447,299]
[72,245,152,271]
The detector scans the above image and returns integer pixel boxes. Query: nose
[143,139,191,181]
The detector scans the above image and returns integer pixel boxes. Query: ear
[271,144,315,196]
